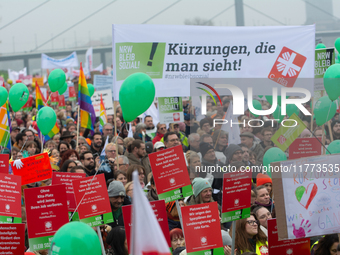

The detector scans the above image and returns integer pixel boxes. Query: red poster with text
[0,223,25,255]
[122,200,171,253]
[0,173,21,223]
[222,171,252,223]
[72,174,113,227]
[24,184,69,251]
[50,92,59,106]
[181,202,223,254]
[11,152,52,186]
[148,145,192,203]
[68,86,76,101]
[268,219,310,255]
[52,172,86,211]
[58,95,65,108]
[0,154,9,174]
[289,138,321,159]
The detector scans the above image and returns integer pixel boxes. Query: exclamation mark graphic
[147,42,158,66]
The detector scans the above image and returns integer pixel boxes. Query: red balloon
[16,79,22,83]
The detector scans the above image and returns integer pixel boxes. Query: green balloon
[314,96,336,126]
[273,105,284,122]
[58,82,68,95]
[286,104,299,117]
[315,43,326,49]
[335,37,340,53]
[0,86,8,106]
[9,83,29,112]
[326,140,340,154]
[49,222,101,255]
[258,95,263,99]
[48,69,66,92]
[250,99,262,117]
[323,64,340,101]
[87,83,95,97]
[37,107,57,135]
[263,148,287,177]
[119,72,155,122]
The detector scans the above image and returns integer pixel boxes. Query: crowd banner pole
[76,105,80,150]
[175,200,183,229]
[231,221,236,255]
[328,120,334,142]
[113,101,119,170]
[96,226,106,255]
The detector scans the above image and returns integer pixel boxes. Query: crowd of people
[3,84,340,255]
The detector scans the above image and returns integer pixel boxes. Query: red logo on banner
[277,135,286,145]
[268,47,306,87]
[173,113,180,122]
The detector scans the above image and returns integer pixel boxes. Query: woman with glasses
[252,206,272,237]
[231,213,268,255]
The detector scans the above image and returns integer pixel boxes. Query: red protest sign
[11,152,52,186]
[0,173,21,223]
[0,223,25,255]
[68,86,76,101]
[58,95,65,109]
[72,174,113,227]
[181,202,223,254]
[24,184,69,251]
[52,172,86,211]
[222,171,252,223]
[148,145,192,202]
[0,154,9,174]
[122,200,171,253]
[268,218,310,255]
[289,138,321,159]
[50,92,59,106]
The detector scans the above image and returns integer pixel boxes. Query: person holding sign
[231,213,268,254]
[187,177,213,205]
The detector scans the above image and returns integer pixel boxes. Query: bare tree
[184,17,214,26]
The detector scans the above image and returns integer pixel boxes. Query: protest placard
[0,154,9,174]
[271,113,306,152]
[52,172,86,212]
[222,171,252,223]
[93,75,114,98]
[268,219,310,255]
[158,97,184,123]
[149,145,192,202]
[272,154,340,239]
[314,48,335,90]
[122,200,171,253]
[112,25,314,98]
[0,223,25,255]
[11,152,52,186]
[91,89,114,116]
[0,173,21,223]
[289,138,321,159]
[24,184,69,251]
[72,174,113,227]
[181,202,223,254]
[68,86,76,101]
[32,77,44,86]
[58,95,65,109]
[50,92,59,106]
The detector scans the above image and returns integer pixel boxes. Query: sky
[0,0,321,55]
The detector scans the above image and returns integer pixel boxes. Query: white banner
[84,47,93,75]
[112,24,315,99]
[91,89,114,117]
[8,67,27,84]
[41,52,79,69]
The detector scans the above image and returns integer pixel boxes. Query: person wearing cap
[199,142,224,205]
[107,181,126,228]
[184,114,199,137]
[145,141,153,154]
[188,177,213,205]
[152,122,167,144]
[240,132,264,165]
[256,173,273,198]
[153,141,165,152]
[199,118,212,134]
[60,131,76,149]
[224,144,243,164]
[331,120,340,140]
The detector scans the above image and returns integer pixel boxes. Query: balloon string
[69,160,105,221]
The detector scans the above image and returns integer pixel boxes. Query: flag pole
[96,226,106,255]
[113,101,119,170]
[76,104,80,150]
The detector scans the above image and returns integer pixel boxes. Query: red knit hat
[256,173,272,187]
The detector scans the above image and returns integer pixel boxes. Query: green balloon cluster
[263,147,287,178]
[119,72,155,122]
[250,100,262,117]
[48,69,66,92]
[323,64,340,101]
[326,140,340,154]
[87,83,95,97]
[58,82,68,95]
[314,96,336,126]
[315,43,326,49]
[335,37,340,53]
[9,83,29,112]
[0,86,8,106]
[49,222,101,255]
[37,107,57,135]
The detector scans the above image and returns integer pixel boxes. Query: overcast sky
[0,0,338,55]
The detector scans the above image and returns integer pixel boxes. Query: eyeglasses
[85,157,94,161]
[104,129,113,132]
[78,142,85,146]
[246,220,259,226]
[160,127,166,130]
[107,150,116,153]
[169,139,180,143]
